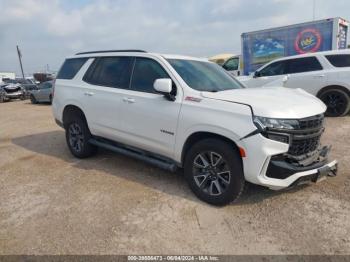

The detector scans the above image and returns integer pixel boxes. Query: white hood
[201,86,326,119]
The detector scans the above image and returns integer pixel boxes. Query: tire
[20,94,25,100]
[184,138,245,206]
[0,95,4,103]
[65,117,97,158]
[49,95,52,104]
[30,95,37,104]
[319,89,350,117]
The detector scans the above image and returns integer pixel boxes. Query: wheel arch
[316,85,350,98]
[181,131,243,167]
[62,104,88,129]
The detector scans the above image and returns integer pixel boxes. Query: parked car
[30,81,53,104]
[52,50,337,205]
[4,78,38,98]
[0,82,26,102]
[238,50,350,117]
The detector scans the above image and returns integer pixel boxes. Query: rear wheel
[320,89,350,117]
[30,95,37,104]
[65,117,97,158]
[184,138,245,206]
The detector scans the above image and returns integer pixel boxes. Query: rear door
[119,57,182,158]
[284,57,326,95]
[81,56,134,141]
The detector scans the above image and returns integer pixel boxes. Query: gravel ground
[0,100,349,255]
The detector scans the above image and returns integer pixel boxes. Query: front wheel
[320,89,350,117]
[30,95,37,104]
[184,138,245,206]
[65,118,97,158]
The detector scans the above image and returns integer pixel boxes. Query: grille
[4,87,21,93]
[288,134,321,156]
[288,114,324,156]
[298,114,324,130]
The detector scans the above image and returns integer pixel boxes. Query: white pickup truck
[52,50,337,205]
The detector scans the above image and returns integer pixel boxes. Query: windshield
[167,59,243,92]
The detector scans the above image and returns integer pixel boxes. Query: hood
[201,86,326,119]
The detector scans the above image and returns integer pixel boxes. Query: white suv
[239,50,350,117]
[52,50,337,205]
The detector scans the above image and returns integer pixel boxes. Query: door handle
[314,75,325,78]
[123,97,135,104]
[84,92,94,96]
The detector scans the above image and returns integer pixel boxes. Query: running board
[89,138,178,172]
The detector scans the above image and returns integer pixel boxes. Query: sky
[0,0,349,76]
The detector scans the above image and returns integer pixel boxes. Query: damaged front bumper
[264,145,338,190]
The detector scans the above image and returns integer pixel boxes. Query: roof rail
[75,50,147,55]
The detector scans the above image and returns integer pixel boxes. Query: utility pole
[16,45,25,79]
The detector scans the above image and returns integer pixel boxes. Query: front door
[119,57,182,158]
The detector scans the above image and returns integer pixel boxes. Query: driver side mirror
[253,71,261,78]
[153,78,175,101]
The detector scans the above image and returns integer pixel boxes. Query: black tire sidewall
[184,138,245,206]
[320,89,350,117]
[30,95,37,104]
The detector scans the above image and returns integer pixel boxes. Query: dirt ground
[0,100,349,255]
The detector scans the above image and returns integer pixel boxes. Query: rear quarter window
[56,58,88,79]
[326,55,350,68]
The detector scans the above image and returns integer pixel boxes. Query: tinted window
[40,82,52,89]
[84,57,134,88]
[168,59,243,92]
[131,58,169,93]
[223,58,239,71]
[57,58,88,79]
[326,54,350,67]
[286,57,323,74]
[259,61,287,77]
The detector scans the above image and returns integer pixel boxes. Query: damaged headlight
[253,116,299,131]
[253,116,299,144]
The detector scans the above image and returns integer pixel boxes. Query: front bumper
[5,92,24,98]
[240,134,338,190]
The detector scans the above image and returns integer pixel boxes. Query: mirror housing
[153,78,175,101]
[253,71,260,78]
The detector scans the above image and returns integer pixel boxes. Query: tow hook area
[312,162,338,183]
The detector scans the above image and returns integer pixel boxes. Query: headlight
[253,116,299,131]
[253,116,299,144]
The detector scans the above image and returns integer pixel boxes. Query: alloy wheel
[192,151,231,196]
[68,123,84,153]
[322,91,347,116]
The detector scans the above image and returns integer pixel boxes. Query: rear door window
[285,57,323,74]
[57,58,88,79]
[84,57,134,89]
[326,54,350,67]
[130,58,169,93]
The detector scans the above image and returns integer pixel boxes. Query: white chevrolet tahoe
[52,50,338,205]
[239,50,350,117]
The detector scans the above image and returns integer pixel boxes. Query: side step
[89,138,178,172]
